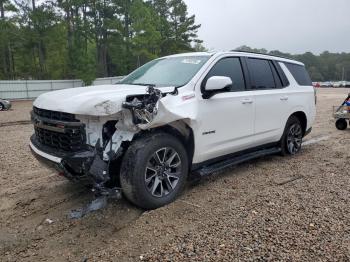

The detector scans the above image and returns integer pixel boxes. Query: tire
[280,116,303,156]
[120,132,189,210]
[0,103,4,111]
[335,119,348,130]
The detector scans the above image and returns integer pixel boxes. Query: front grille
[35,126,85,152]
[33,107,86,152]
[33,107,78,122]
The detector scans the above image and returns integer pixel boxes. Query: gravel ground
[0,100,32,125]
[0,88,349,261]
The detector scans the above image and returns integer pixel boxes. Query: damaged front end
[30,83,196,200]
[30,132,114,193]
[122,86,164,124]
[30,86,167,197]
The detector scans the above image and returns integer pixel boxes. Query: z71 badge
[202,130,216,135]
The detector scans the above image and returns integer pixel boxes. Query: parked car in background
[30,51,316,209]
[332,81,350,88]
[333,82,341,88]
[320,82,333,87]
[340,81,350,87]
[0,98,11,111]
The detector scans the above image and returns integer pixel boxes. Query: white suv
[30,51,316,209]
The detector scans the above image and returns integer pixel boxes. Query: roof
[165,51,304,66]
[229,50,304,65]
[164,52,215,58]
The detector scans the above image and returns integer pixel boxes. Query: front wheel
[280,116,303,156]
[120,133,189,210]
[0,103,4,111]
[335,118,348,130]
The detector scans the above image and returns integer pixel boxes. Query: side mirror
[203,76,232,99]
[205,76,233,91]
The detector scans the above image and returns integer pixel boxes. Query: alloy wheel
[286,123,302,154]
[145,147,182,198]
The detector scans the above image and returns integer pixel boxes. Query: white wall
[0,76,124,100]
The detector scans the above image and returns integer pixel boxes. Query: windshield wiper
[117,82,179,95]
[128,83,156,87]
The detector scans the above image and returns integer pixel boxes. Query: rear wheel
[0,103,4,111]
[120,133,188,210]
[280,116,303,156]
[335,118,348,130]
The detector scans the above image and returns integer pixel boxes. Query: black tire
[0,103,4,111]
[120,132,189,210]
[335,119,348,130]
[280,116,303,156]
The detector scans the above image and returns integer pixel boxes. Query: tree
[14,0,59,79]
[130,0,161,65]
[236,45,268,54]
[0,0,17,79]
[0,0,203,81]
[193,42,207,52]
[167,0,201,53]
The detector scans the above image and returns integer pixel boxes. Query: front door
[193,57,255,164]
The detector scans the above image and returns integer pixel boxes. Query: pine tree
[0,0,17,79]
[167,0,201,53]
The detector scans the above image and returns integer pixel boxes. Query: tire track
[0,120,31,127]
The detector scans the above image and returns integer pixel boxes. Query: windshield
[119,56,210,87]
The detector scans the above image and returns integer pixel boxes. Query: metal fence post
[25,80,29,99]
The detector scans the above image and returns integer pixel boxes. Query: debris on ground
[68,196,108,219]
[44,218,54,224]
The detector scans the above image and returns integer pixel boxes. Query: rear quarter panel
[279,62,316,133]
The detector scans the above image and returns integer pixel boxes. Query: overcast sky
[184,0,350,54]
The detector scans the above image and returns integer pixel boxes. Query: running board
[195,147,281,177]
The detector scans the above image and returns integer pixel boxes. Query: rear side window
[247,58,275,89]
[204,57,246,92]
[270,62,283,88]
[284,63,312,86]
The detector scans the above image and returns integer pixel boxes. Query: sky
[183,0,350,55]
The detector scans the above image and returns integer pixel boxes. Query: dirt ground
[0,88,349,261]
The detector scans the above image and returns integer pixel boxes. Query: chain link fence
[0,76,124,100]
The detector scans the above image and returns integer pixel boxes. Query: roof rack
[230,50,296,62]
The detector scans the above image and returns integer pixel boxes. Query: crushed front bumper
[30,135,108,185]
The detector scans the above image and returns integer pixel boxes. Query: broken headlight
[122,86,162,124]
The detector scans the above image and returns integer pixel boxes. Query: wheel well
[290,111,307,135]
[109,122,195,187]
[136,122,195,168]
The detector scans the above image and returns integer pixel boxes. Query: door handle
[280,96,289,101]
[241,98,253,104]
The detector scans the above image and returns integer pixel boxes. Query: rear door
[245,57,290,145]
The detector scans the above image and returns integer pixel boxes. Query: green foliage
[236,46,350,81]
[0,0,201,83]
[193,42,207,52]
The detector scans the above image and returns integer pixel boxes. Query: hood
[33,84,175,116]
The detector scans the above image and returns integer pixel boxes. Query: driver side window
[203,57,246,92]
